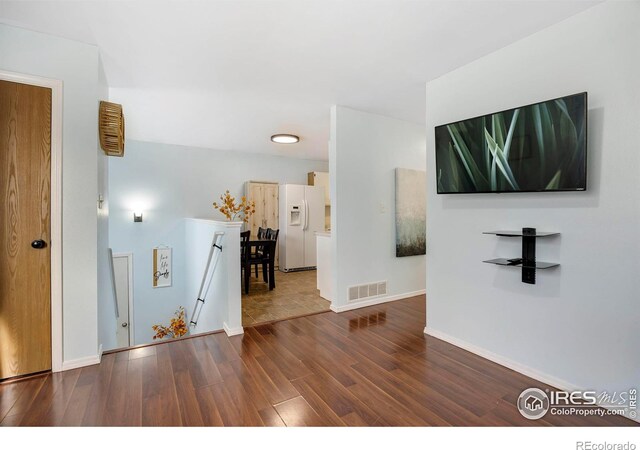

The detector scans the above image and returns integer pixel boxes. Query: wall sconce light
[133,211,143,223]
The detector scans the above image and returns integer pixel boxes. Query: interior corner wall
[425,1,640,394]
[97,56,117,353]
[0,24,102,363]
[330,106,426,309]
[108,140,328,346]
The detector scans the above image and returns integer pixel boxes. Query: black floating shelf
[483,230,560,237]
[484,227,559,284]
[483,259,559,270]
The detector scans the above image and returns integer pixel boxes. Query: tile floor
[241,269,331,326]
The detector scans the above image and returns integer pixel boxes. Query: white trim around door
[113,252,135,347]
[0,69,64,373]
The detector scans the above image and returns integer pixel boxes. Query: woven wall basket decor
[99,101,125,156]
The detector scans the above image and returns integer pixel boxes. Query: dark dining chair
[265,229,279,289]
[266,228,279,243]
[253,227,268,277]
[240,230,250,274]
[256,228,279,288]
[244,239,274,294]
[243,229,278,294]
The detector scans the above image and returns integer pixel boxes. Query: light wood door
[263,183,279,266]
[245,182,279,267]
[0,80,52,379]
[245,182,264,237]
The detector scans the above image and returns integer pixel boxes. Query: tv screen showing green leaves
[435,92,587,194]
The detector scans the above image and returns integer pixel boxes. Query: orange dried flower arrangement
[212,190,256,223]
[152,306,188,340]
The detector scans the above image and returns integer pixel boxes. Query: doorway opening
[111,252,134,349]
[241,177,331,326]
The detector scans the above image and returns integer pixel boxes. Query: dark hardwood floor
[0,296,635,426]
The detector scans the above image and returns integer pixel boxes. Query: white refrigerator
[279,184,325,272]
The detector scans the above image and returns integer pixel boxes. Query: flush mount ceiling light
[271,134,299,144]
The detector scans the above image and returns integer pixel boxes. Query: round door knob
[31,239,46,249]
[121,322,128,327]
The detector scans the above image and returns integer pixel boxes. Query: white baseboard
[61,353,101,371]
[424,327,580,391]
[330,289,425,313]
[223,322,244,336]
[424,327,640,424]
[97,344,103,362]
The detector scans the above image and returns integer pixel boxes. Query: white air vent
[347,280,387,302]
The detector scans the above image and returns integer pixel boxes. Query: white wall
[109,139,328,346]
[185,219,242,336]
[0,25,102,364]
[425,1,640,399]
[96,56,117,353]
[330,106,426,310]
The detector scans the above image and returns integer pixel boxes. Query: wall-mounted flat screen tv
[435,92,587,194]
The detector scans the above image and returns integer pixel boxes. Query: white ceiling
[0,0,597,160]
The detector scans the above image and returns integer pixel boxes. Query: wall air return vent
[347,281,387,302]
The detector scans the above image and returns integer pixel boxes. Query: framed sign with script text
[152,247,172,288]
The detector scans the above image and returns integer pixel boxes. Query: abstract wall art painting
[395,168,426,257]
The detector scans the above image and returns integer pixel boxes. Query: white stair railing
[189,231,225,328]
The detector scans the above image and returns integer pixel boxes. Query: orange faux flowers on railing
[212,190,256,223]
[151,306,188,340]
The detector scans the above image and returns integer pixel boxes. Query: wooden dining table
[241,239,277,294]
